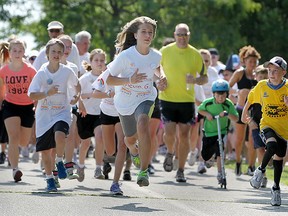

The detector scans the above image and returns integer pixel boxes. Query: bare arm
[106,68,147,86]
[29,85,60,100]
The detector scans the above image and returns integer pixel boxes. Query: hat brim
[263,61,280,69]
[47,26,63,30]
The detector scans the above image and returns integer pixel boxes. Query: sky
[0,0,42,55]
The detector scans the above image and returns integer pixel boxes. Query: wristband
[106,90,111,98]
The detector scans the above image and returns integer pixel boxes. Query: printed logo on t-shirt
[265,104,287,117]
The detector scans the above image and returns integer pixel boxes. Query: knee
[137,115,149,132]
[266,141,277,155]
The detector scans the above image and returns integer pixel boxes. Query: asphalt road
[0,154,287,216]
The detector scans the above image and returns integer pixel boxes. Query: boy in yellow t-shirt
[242,56,288,206]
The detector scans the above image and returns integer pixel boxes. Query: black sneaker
[103,162,112,179]
[123,170,131,181]
[235,162,242,176]
[0,152,6,164]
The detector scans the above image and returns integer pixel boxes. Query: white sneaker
[32,151,39,164]
[188,148,198,166]
[250,167,264,189]
[197,162,207,174]
[21,147,29,158]
[173,158,179,171]
[271,187,281,206]
[94,167,105,179]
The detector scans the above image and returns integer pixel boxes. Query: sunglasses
[49,29,61,33]
[175,33,190,37]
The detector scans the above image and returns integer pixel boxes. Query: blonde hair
[8,39,26,51]
[0,41,10,66]
[45,38,65,59]
[115,16,157,54]
[82,48,106,71]
[58,34,73,43]
[254,64,268,75]
[239,45,261,64]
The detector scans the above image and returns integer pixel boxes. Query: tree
[2,0,286,62]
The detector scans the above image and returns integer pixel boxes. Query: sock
[46,174,53,179]
[273,160,283,190]
[55,156,63,163]
[78,164,85,168]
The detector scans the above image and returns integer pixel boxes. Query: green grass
[225,160,288,186]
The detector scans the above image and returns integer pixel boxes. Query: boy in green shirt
[198,79,238,184]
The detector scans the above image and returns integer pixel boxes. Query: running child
[243,56,288,206]
[198,79,238,184]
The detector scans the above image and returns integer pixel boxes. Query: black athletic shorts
[77,113,101,139]
[260,128,287,158]
[201,134,225,161]
[100,111,120,125]
[160,100,195,124]
[36,121,69,152]
[2,100,34,128]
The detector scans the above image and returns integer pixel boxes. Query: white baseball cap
[47,21,64,30]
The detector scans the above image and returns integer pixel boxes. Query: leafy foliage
[1,0,287,63]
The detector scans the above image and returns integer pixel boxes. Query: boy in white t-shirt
[28,39,80,192]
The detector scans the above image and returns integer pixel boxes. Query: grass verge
[225,160,288,186]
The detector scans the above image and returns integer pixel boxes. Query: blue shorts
[252,128,265,149]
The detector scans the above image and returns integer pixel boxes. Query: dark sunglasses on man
[49,29,61,33]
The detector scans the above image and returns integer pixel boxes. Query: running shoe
[31,151,39,164]
[271,187,281,206]
[131,154,141,169]
[46,178,57,192]
[197,162,207,174]
[163,153,173,172]
[204,158,214,169]
[94,167,105,179]
[76,166,85,182]
[247,166,255,176]
[261,176,268,188]
[21,147,29,158]
[110,182,123,196]
[103,162,112,179]
[147,164,155,175]
[235,162,242,176]
[13,169,23,182]
[0,152,6,164]
[123,170,132,181]
[176,169,186,183]
[137,169,149,187]
[54,177,60,188]
[250,166,264,189]
[65,162,79,180]
[56,161,67,179]
[188,148,198,166]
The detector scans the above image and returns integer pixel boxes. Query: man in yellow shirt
[242,56,288,206]
[159,23,207,182]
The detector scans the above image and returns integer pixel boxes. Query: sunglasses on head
[49,29,61,33]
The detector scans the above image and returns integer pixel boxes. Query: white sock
[46,174,53,179]
[78,164,85,168]
[55,156,63,163]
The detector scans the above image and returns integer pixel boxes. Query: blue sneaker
[110,182,123,196]
[46,178,57,192]
[56,161,67,179]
